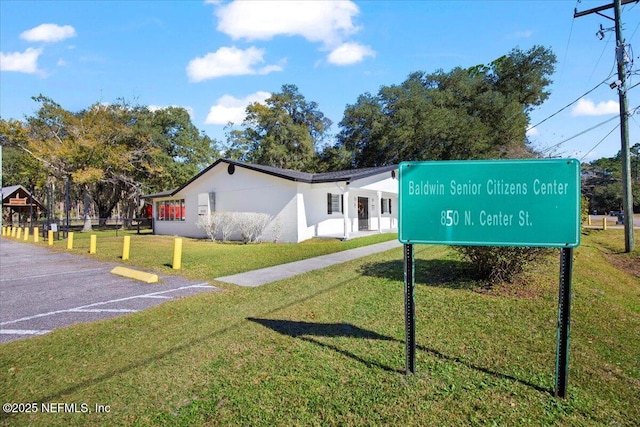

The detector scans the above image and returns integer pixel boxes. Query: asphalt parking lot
[0,238,218,343]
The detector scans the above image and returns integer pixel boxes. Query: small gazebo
[1,185,45,226]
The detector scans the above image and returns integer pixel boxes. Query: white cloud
[526,127,539,137]
[0,47,43,73]
[572,98,619,116]
[327,42,375,65]
[186,46,282,82]
[20,24,76,43]
[215,0,360,47]
[205,91,271,125]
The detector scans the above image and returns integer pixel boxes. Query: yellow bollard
[587,215,592,226]
[11,227,16,238]
[67,232,74,250]
[89,234,97,254]
[1,226,5,236]
[602,217,607,230]
[122,235,131,260]
[16,228,22,240]
[172,238,183,270]
[48,230,54,246]
[24,227,30,241]
[34,228,39,243]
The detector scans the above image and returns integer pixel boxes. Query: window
[381,198,392,214]
[327,193,343,214]
[156,199,185,221]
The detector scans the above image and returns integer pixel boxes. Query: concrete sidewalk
[215,239,403,287]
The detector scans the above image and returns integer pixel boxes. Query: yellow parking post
[11,227,16,238]
[67,232,74,250]
[587,215,592,226]
[34,228,39,243]
[602,217,607,230]
[89,234,97,254]
[172,238,183,270]
[1,227,6,236]
[16,228,22,240]
[122,235,131,260]
[24,227,30,241]
[48,230,54,246]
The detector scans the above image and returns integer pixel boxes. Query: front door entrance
[358,197,369,230]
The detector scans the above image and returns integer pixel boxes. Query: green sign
[398,159,581,247]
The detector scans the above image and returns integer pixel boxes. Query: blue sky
[1,0,639,163]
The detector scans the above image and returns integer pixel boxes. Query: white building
[145,159,398,243]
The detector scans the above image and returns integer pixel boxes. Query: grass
[0,229,638,426]
[29,230,397,284]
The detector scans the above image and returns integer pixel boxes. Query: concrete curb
[110,266,159,283]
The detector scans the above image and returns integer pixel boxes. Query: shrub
[234,212,273,244]
[581,195,589,228]
[196,213,222,242]
[267,217,282,243]
[219,212,237,242]
[454,246,552,284]
[197,211,279,243]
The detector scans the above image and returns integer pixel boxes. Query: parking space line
[1,283,213,327]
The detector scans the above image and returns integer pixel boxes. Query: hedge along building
[144,159,399,243]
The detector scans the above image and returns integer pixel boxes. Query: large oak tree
[331,45,557,168]
[1,96,218,230]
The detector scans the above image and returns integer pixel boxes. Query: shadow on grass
[359,258,479,290]
[247,318,402,374]
[248,317,552,395]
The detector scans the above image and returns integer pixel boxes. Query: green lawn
[0,229,638,426]
[32,230,397,284]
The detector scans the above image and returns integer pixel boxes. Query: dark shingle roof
[145,159,397,198]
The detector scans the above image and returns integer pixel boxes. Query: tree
[226,85,331,171]
[329,45,556,168]
[136,106,218,193]
[5,96,219,230]
[584,148,640,213]
[25,96,143,230]
[0,119,48,190]
[490,45,556,113]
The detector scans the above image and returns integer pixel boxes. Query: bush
[454,246,552,284]
[235,212,272,244]
[196,213,222,242]
[197,212,275,243]
[581,195,589,227]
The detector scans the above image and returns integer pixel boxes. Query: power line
[558,1,579,84]
[541,114,620,154]
[527,76,614,132]
[580,123,621,160]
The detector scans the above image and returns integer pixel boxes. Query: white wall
[152,164,399,242]
[154,163,299,242]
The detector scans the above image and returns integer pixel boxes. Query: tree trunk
[82,187,93,232]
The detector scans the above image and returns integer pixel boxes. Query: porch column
[377,191,382,233]
[343,188,350,240]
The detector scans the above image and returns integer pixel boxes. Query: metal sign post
[555,247,574,398]
[404,243,416,374]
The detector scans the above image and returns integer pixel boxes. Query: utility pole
[575,0,637,252]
